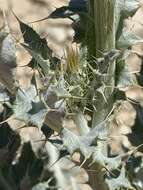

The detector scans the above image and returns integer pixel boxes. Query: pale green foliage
[0,0,143,190]
[106,167,132,190]
[0,16,17,94]
[117,59,137,88]
[118,30,143,48]
[13,85,47,128]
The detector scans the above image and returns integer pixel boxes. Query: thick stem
[85,1,116,189]
[86,0,116,125]
[87,0,115,59]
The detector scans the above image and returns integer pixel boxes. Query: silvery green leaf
[74,111,89,135]
[61,128,93,158]
[15,16,50,59]
[61,128,82,154]
[132,158,143,190]
[44,141,81,190]
[21,43,49,76]
[92,141,121,169]
[123,0,140,14]
[115,0,140,38]
[0,34,16,67]
[54,74,67,97]
[116,0,140,22]
[61,121,107,158]
[106,167,133,190]
[116,60,136,88]
[86,121,108,141]
[13,85,47,128]
[61,121,120,169]
[118,30,143,49]
[0,88,10,102]
[0,16,17,94]
[32,183,48,190]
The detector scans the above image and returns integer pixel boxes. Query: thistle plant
[0,0,143,190]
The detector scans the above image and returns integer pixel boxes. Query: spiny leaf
[0,15,17,94]
[92,141,121,170]
[115,0,140,35]
[54,74,67,97]
[61,121,108,158]
[44,141,81,189]
[13,85,48,128]
[121,0,140,16]
[116,59,136,88]
[106,167,133,190]
[116,0,140,18]
[14,14,60,72]
[42,76,66,133]
[74,111,89,135]
[21,43,49,76]
[61,128,88,156]
[14,13,50,59]
[32,182,50,190]
[117,30,143,49]
[0,87,10,102]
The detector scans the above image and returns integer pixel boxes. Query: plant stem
[87,0,116,126]
[85,1,116,189]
